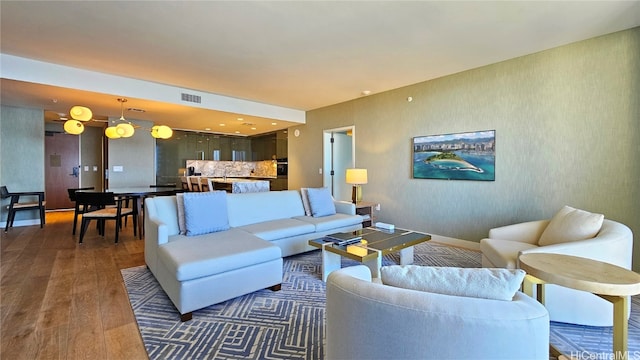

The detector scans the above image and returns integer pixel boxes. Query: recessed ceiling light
[235,131,241,134]
[204,127,211,131]
[127,107,146,113]
[219,124,226,127]
[361,90,372,96]
[271,122,277,125]
[237,117,243,121]
[251,127,256,130]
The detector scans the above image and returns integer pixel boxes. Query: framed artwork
[412,130,495,181]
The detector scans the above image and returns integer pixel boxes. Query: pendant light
[64,105,92,135]
[106,98,135,138]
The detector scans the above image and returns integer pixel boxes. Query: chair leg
[72,212,79,235]
[79,218,91,243]
[39,206,45,228]
[5,209,16,232]
[114,218,120,244]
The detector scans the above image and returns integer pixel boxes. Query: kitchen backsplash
[186,160,276,178]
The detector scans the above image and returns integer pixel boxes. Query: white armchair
[325,265,549,360]
[480,216,633,326]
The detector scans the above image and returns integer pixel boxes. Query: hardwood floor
[1,211,148,359]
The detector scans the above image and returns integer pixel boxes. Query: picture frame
[412,130,495,181]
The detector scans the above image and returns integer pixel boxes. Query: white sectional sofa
[144,189,362,321]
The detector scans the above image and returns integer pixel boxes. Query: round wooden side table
[519,253,640,358]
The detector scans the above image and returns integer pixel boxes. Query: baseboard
[429,234,480,251]
[0,219,42,228]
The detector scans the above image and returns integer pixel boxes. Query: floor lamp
[346,168,368,204]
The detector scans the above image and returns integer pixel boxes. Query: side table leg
[601,295,629,357]
[399,246,414,265]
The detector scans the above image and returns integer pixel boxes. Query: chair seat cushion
[83,207,133,218]
[160,229,281,281]
[480,238,538,269]
[9,201,46,209]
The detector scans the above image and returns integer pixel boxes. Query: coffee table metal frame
[309,227,431,281]
[519,253,640,358]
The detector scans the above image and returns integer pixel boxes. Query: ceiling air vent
[181,93,202,104]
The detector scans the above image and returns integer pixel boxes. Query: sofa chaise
[144,189,363,321]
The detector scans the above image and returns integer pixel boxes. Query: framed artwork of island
[412,130,495,181]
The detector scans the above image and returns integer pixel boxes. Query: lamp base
[351,185,362,204]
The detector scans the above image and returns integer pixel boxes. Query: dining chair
[76,191,136,244]
[200,177,211,192]
[180,177,191,191]
[67,186,95,235]
[189,176,201,192]
[1,185,46,232]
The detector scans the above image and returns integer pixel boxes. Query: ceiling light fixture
[104,98,172,140]
[63,105,93,135]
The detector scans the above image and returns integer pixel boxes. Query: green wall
[0,105,45,224]
[289,28,640,270]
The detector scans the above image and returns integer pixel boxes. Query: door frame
[322,125,355,199]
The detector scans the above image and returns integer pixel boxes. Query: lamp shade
[116,123,135,138]
[105,126,121,139]
[69,106,93,121]
[63,119,84,135]
[156,125,173,139]
[346,168,368,184]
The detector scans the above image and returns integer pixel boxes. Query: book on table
[325,232,362,246]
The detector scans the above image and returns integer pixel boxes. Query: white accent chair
[325,265,550,360]
[480,217,633,326]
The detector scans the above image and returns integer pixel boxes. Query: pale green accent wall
[0,105,45,224]
[107,119,155,188]
[290,28,640,270]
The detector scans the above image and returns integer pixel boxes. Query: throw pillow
[306,187,336,217]
[300,188,312,216]
[183,191,230,236]
[176,193,186,235]
[380,265,526,301]
[538,205,604,246]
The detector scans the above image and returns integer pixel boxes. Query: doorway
[44,132,79,209]
[323,126,355,201]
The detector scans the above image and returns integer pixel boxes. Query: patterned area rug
[121,242,639,359]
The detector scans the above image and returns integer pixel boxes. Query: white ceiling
[1,1,639,135]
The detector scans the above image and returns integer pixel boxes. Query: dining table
[105,186,183,239]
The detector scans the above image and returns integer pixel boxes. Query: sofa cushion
[306,187,336,217]
[237,218,315,241]
[227,190,306,227]
[160,229,281,281]
[183,191,230,236]
[294,213,363,232]
[300,188,312,216]
[479,238,538,269]
[538,205,604,246]
[381,265,526,301]
[176,193,186,235]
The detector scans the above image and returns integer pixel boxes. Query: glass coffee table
[309,227,431,281]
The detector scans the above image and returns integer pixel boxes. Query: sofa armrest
[488,220,550,245]
[334,200,356,215]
